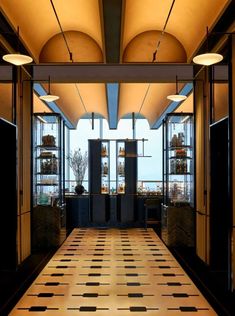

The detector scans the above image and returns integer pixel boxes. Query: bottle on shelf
[177,132,184,146]
[170,134,178,147]
[170,159,176,174]
[118,161,124,175]
[101,144,107,156]
[103,162,108,175]
[119,146,125,156]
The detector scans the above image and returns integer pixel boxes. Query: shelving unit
[101,140,110,194]
[32,113,66,250]
[89,140,110,223]
[116,140,137,223]
[33,113,64,206]
[163,113,194,206]
[116,140,125,194]
[162,113,194,247]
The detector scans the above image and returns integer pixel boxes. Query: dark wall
[0,118,17,270]
[210,117,231,289]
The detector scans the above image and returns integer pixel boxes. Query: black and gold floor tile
[9,228,217,315]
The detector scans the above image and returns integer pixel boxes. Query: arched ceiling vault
[0,0,232,128]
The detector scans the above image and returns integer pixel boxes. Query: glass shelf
[101,141,110,194]
[116,140,126,194]
[163,113,194,207]
[33,113,64,206]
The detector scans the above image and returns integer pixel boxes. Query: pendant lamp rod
[17,26,20,53]
[48,76,51,95]
[175,75,178,95]
[206,26,209,52]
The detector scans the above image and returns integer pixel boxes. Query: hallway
[10,228,216,315]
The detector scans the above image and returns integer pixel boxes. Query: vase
[75,184,85,195]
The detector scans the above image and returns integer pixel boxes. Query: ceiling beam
[32,64,194,83]
[102,0,122,63]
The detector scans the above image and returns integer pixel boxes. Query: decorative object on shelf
[39,192,50,205]
[118,161,125,176]
[40,158,57,174]
[101,144,107,156]
[175,148,186,158]
[118,183,125,193]
[67,148,88,194]
[2,26,33,66]
[101,183,109,194]
[119,146,125,156]
[74,184,85,195]
[103,162,109,175]
[167,76,187,102]
[170,132,185,147]
[42,134,56,147]
[39,151,55,158]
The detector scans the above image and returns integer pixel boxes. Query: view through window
[66,118,162,193]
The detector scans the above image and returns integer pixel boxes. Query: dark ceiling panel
[102,0,122,63]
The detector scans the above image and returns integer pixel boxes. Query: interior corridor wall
[232,35,235,290]
[16,68,32,263]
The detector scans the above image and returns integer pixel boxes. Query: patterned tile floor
[9,228,217,315]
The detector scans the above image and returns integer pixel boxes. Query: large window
[67,118,162,193]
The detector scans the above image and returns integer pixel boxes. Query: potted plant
[67,148,88,194]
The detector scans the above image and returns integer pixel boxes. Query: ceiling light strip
[137,0,176,120]
[152,0,176,62]
[49,0,90,123]
[49,0,73,61]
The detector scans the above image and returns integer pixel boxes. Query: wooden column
[194,68,210,264]
[16,67,32,263]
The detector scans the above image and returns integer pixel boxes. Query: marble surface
[9,228,216,315]
[161,206,195,247]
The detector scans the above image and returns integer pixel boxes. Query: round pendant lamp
[193,27,223,66]
[193,52,223,66]
[2,53,33,66]
[2,27,33,66]
[167,76,187,102]
[39,76,59,102]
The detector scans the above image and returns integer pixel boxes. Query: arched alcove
[40,30,103,62]
[123,30,187,63]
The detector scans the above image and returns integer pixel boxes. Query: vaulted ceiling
[0,0,233,128]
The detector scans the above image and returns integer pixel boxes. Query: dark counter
[65,194,163,231]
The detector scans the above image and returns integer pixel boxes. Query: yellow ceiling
[122,0,230,61]
[119,83,185,126]
[33,93,52,113]
[0,0,231,127]
[48,83,108,127]
[0,0,103,62]
[174,93,193,113]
